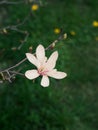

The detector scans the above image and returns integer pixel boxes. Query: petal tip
[26,53,29,56]
[54,51,58,59]
[54,51,58,56]
[25,71,32,80]
[64,73,67,78]
[41,76,49,87]
[41,84,49,87]
[37,44,44,49]
[26,53,31,58]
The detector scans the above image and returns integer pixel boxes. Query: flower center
[38,67,48,76]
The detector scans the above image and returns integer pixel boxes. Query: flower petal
[43,57,47,63]
[45,51,58,70]
[47,70,67,79]
[36,44,45,63]
[26,53,40,68]
[25,69,39,80]
[41,76,49,87]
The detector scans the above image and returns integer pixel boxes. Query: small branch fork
[0,33,67,83]
[0,11,30,31]
[0,11,31,50]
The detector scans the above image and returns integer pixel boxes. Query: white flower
[25,44,67,87]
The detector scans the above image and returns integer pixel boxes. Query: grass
[0,0,98,129]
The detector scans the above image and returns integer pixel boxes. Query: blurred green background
[0,0,98,129]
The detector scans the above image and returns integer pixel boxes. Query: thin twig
[17,31,29,50]
[0,11,31,31]
[0,0,25,5]
[0,58,27,73]
[9,71,25,76]
[9,68,23,79]
[0,11,31,50]
[45,33,67,50]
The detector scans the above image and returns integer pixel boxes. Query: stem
[0,0,24,5]
[0,11,31,31]
[9,71,25,76]
[0,58,27,73]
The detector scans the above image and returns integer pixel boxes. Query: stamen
[38,67,49,76]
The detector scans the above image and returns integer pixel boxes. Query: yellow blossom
[95,36,98,41]
[92,21,98,27]
[70,31,76,36]
[31,4,39,11]
[54,28,61,34]
[3,28,8,34]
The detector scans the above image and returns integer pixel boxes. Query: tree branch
[0,33,67,83]
[0,0,25,5]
